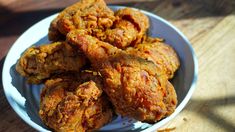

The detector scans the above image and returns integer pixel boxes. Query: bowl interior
[2,6,197,132]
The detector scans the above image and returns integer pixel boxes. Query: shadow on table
[0,57,5,88]
[185,97,235,131]
[0,5,62,38]
[0,57,35,131]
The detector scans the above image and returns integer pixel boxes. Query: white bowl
[2,6,198,132]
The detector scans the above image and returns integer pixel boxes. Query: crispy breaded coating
[67,29,121,64]
[48,19,65,41]
[100,53,171,123]
[66,30,177,123]
[14,0,181,129]
[16,42,86,84]
[39,72,113,132]
[100,8,149,49]
[126,40,180,79]
[48,0,115,41]
[164,81,177,116]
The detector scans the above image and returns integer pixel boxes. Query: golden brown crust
[100,8,149,49]
[115,8,149,35]
[16,42,86,84]
[48,0,115,41]
[48,19,65,41]
[100,53,169,122]
[66,31,177,123]
[126,40,180,79]
[39,72,113,132]
[164,81,177,116]
[67,29,121,63]
[15,0,180,129]
[102,19,138,49]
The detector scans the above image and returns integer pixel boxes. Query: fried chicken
[48,0,115,41]
[126,38,180,79]
[98,8,149,49]
[48,18,65,41]
[16,42,86,84]
[67,30,177,123]
[13,0,180,130]
[164,81,177,116]
[39,72,113,132]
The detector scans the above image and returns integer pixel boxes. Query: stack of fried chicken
[16,0,180,131]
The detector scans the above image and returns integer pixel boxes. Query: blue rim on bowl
[2,6,198,132]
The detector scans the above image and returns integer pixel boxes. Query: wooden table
[0,0,234,131]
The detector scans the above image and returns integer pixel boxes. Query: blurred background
[0,0,235,131]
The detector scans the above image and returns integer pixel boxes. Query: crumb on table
[157,127,176,132]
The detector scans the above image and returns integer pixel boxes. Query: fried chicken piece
[164,81,177,116]
[126,39,180,79]
[48,19,65,41]
[16,42,86,84]
[98,8,149,49]
[67,30,177,123]
[48,0,115,41]
[39,72,113,132]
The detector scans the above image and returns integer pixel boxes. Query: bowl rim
[109,6,198,131]
[126,6,198,132]
[2,5,198,132]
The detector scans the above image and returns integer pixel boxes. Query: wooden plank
[159,13,235,132]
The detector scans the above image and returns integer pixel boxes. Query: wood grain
[0,0,235,132]
[158,12,235,132]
